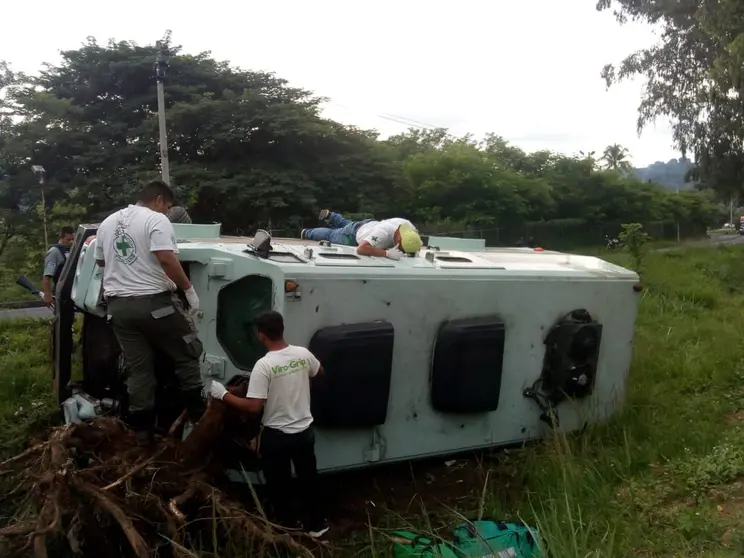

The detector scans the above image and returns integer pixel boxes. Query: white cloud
[0,0,679,166]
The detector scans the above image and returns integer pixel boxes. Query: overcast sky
[1,0,678,167]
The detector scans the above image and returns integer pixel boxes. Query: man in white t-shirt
[209,310,329,538]
[301,209,423,260]
[94,180,205,446]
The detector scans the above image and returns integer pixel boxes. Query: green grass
[2,245,744,556]
[0,279,37,304]
[0,262,41,304]
[0,317,57,456]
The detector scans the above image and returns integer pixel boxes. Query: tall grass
[0,317,57,456]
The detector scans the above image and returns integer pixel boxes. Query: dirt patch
[321,449,525,540]
[724,410,744,424]
[709,480,744,514]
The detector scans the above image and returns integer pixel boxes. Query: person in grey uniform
[41,227,75,306]
[94,180,205,445]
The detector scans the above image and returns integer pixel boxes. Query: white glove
[209,381,227,400]
[184,286,200,315]
[386,247,404,261]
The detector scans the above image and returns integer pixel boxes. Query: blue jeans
[303,212,371,246]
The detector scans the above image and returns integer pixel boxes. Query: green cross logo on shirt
[113,232,138,265]
[371,236,378,243]
[116,237,131,256]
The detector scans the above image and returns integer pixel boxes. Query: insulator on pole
[154,40,169,81]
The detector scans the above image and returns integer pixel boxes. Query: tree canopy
[0,35,723,267]
[597,0,744,198]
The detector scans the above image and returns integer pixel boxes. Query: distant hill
[634,157,696,191]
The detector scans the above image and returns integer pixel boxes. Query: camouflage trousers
[107,291,204,413]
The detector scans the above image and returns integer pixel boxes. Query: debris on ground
[0,399,322,558]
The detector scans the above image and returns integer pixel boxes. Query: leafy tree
[665,189,721,232]
[578,150,599,169]
[597,0,744,197]
[383,128,452,159]
[402,141,538,226]
[601,144,633,173]
[0,67,39,261]
[619,223,650,273]
[0,37,396,235]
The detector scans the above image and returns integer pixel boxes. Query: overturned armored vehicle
[52,223,640,475]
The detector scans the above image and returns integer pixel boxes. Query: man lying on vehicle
[301,209,423,260]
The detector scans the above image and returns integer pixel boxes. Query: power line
[256,83,459,138]
[322,100,444,132]
[378,112,443,131]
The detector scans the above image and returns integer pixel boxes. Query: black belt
[106,291,172,301]
[352,219,372,233]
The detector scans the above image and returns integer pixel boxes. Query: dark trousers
[261,425,322,527]
[107,292,204,418]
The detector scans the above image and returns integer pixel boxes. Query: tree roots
[0,402,320,557]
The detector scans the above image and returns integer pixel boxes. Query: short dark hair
[254,311,284,341]
[137,180,175,204]
[60,226,74,237]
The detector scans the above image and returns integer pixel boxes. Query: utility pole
[31,165,49,247]
[155,40,170,185]
[675,184,680,243]
[730,196,734,227]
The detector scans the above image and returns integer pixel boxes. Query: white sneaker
[318,209,330,221]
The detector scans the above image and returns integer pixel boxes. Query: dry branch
[168,409,189,438]
[0,442,48,468]
[168,488,196,524]
[73,481,150,558]
[102,445,167,491]
[0,408,319,558]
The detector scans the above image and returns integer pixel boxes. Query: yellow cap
[399,224,422,254]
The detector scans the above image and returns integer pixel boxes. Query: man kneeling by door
[208,310,330,538]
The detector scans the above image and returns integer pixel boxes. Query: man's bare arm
[41,277,53,305]
[357,242,387,257]
[153,250,191,290]
[221,393,265,414]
